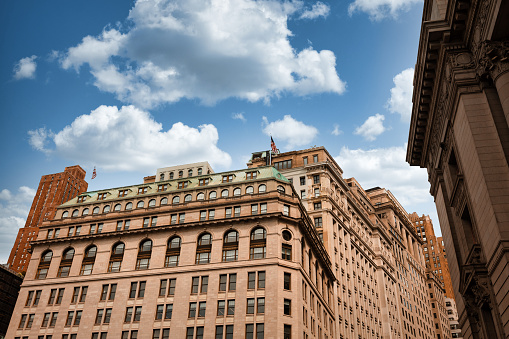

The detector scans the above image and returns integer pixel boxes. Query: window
[92,207,100,215]
[137,201,144,208]
[165,304,173,319]
[197,168,202,175]
[257,298,265,314]
[314,202,321,210]
[125,202,133,210]
[250,228,267,259]
[160,197,168,205]
[129,282,146,299]
[155,305,164,320]
[62,211,69,218]
[277,185,285,194]
[103,205,110,213]
[234,206,241,217]
[172,196,180,204]
[251,204,258,215]
[225,207,232,218]
[283,205,289,216]
[313,154,318,163]
[71,286,87,303]
[248,272,256,289]
[229,274,237,290]
[246,186,254,194]
[196,233,212,264]
[184,194,192,202]
[217,300,226,316]
[148,199,156,207]
[314,188,320,197]
[221,189,229,198]
[77,196,87,203]
[36,250,52,279]
[284,272,291,290]
[41,312,50,327]
[170,214,177,224]
[223,230,239,261]
[100,284,117,301]
[274,160,292,170]
[197,192,205,200]
[258,184,266,193]
[199,178,209,186]
[58,248,74,277]
[143,216,157,228]
[136,240,152,270]
[233,187,241,196]
[169,172,174,179]
[258,271,266,288]
[219,275,227,291]
[227,300,235,315]
[165,236,181,267]
[314,217,323,227]
[178,181,188,189]
[159,279,176,296]
[109,243,124,272]
[80,246,96,275]
[116,220,130,231]
[284,324,291,339]
[72,209,79,217]
[225,325,234,339]
[159,173,165,181]
[82,208,89,216]
[158,184,168,192]
[114,204,121,211]
[188,303,197,318]
[198,302,206,317]
[138,187,148,195]
[247,299,255,314]
[222,175,233,183]
[119,190,129,197]
[246,172,257,179]
[98,193,107,200]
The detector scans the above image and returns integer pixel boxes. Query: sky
[0,0,440,264]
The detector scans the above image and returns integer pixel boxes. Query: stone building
[7,166,88,274]
[7,164,335,339]
[406,0,509,336]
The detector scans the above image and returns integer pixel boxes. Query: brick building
[407,0,509,336]
[7,166,88,274]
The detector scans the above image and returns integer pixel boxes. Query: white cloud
[28,105,232,171]
[59,0,345,108]
[28,127,54,153]
[332,124,342,136]
[348,0,422,20]
[387,68,414,121]
[335,145,440,231]
[262,115,318,149]
[354,113,386,141]
[0,186,36,263]
[232,112,246,122]
[13,55,37,80]
[300,2,330,19]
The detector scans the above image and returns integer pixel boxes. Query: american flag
[270,137,277,153]
[91,167,97,179]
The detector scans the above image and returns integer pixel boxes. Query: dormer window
[158,184,168,192]
[97,193,107,200]
[222,175,233,183]
[198,178,209,186]
[246,172,257,180]
[118,190,129,197]
[178,181,188,189]
[77,196,87,203]
[138,187,148,195]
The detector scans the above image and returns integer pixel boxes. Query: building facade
[0,264,23,338]
[7,165,335,339]
[407,0,509,337]
[7,166,88,274]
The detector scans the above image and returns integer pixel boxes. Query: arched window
[160,197,168,205]
[137,201,144,208]
[223,230,239,262]
[165,236,181,267]
[103,205,111,213]
[221,189,229,198]
[209,191,217,200]
[196,233,212,264]
[58,248,75,277]
[169,172,174,179]
[277,185,285,194]
[282,230,292,261]
[184,194,192,203]
[160,173,165,181]
[136,240,152,270]
[62,211,69,218]
[114,204,122,211]
[92,207,99,215]
[250,228,266,259]
[233,188,241,196]
[258,184,266,193]
[178,170,183,178]
[80,246,97,275]
[172,196,180,204]
[188,169,193,177]
[246,186,254,194]
[72,209,79,217]
[82,208,89,216]
[125,202,133,210]
[109,242,125,272]
[197,193,205,201]
[198,168,202,175]
[148,199,156,207]
[36,250,53,279]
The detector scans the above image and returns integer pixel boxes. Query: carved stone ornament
[477,40,509,81]
[450,52,476,70]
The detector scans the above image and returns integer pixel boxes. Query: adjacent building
[0,265,23,338]
[7,166,88,274]
[407,0,509,336]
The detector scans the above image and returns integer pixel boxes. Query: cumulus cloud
[332,124,342,136]
[232,112,246,122]
[28,105,232,171]
[262,115,318,149]
[13,55,37,80]
[354,114,386,141]
[348,0,422,20]
[58,0,345,108]
[387,68,414,121]
[300,2,330,19]
[335,145,439,229]
[28,127,54,153]
[0,186,36,263]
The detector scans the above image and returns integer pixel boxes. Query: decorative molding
[476,40,509,82]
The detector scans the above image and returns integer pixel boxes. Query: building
[7,164,335,339]
[407,0,509,336]
[0,265,23,338]
[7,166,88,274]
[249,147,442,339]
[410,213,462,338]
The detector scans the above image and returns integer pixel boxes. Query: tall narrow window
[196,233,212,264]
[250,228,267,259]
[222,230,239,262]
[165,236,181,267]
[136,240,152,270]
[58,248,74,277]
[80,246,97,275]
[109,242,125,272]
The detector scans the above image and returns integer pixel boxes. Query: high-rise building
[7,164,335,339]
[407,0,509,336]
[0,264,23,337]
[7,166,88,274]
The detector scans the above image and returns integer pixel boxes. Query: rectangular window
[234,206,241,217]
[314,217,323,227]
[200,210,207,221]
[217,300,225,316]
[227,300,235,315]
[284,272,291,290]
[74,311,82,325]
[165,304,173,319]
[258,271,266,289]
[208,210,215,220]
[314,202,321,210]
[71,287,79,303]
[76,226,81,235]
[260,203,267,214]
[251,204,258,215]
[155,305,164,320]
[158,184,168,192]
[178,182,188,189]
[68,227,75,236]
[284,299,291,315]
[301,190,306,199]
[314,188,320,197]
[138,187,147,195]
[282,244,292,260]
[188,302,197,318]
[79,287,88,302]
[179,213,185,223]
[65,312,73,326]
[118,190,129,197]
[283,205,289,216]
[125,307,133,322]
[313,154,318,163]
[95,310,104,325]
[104,309,112,324]
[170,214,177,224]
[256,324,264,339]
[138,282,146,298]
[229,274,237,291]
[191,277,199,294]
[303,157,308,165]
[42,313,50,327]
[274,160,292,170]
[134,307,142,322]
[50,313,58,327]
[186,328,194,339]
[222,175,233,183]
[201,276,209,293]
[248,272,256,289]
[246,172,257,180]
[198,178,209,186]
[225,325,234,339]
[216,325,224,339]
[143,217,150,228]
[225,207,232,218]
[168,279,176,296]
[130,282,137,298]
[198,302,206,317]
[284,324,292,339]
[98,193,107,200]
[219,274,227,291]
[257,298,265,314]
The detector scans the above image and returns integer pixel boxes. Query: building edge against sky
[6,146,456,339]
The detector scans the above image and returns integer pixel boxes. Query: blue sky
[0,0,439,263]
